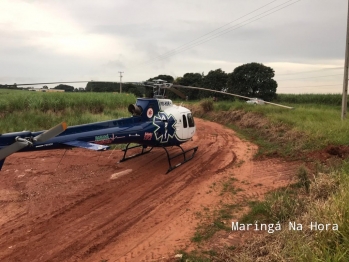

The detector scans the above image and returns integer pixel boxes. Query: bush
[200,99,214,112]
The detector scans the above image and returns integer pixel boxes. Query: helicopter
[0,80,199,173]
[0,79,292,173]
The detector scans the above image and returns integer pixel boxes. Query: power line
[142,0,280,64]
[142,0,300,65]
[143,0,298,65]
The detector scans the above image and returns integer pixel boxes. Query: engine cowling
[128,104,142,116]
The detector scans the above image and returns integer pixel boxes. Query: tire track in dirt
[0,118,300,262]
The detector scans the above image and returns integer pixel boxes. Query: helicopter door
[186,113,196,138]
[181,114,190,140]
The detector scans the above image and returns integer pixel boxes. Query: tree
[42,85,48,89]
[85,82,119,92]
[227,63,277,101]
[123,83,143,97]
[54,84,74,92]
[176,72,204,100]
[178,73,203,87]
[0,84,18,90]
[201,68,228,99]
[85,81,142,97]
[202,69,228,91]
[173,77,182,84]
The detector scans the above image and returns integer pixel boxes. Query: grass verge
[187,100,349,157]
[222,163,349,262]
[174,99,349,262]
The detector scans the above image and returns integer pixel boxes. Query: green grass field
[0,89,134,133]
[275,93,344,106]
[211,100,349,151]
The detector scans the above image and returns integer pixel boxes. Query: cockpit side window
[182,115,188,128]
[187,113,195,127]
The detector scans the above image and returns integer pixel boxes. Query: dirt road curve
[0,118,299,262]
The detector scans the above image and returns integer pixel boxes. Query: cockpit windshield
[187,113,195,127]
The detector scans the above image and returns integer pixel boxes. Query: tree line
[153,62,277,101]
[0,62,277,101]
[58,62,278,101]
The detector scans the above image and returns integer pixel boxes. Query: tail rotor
[0,122,67,169]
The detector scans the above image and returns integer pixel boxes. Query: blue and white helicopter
[0,79,292,173]
[0,80,198,173]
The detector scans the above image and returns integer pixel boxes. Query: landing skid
[163,145,198,174]
[119,143,153,162]
[119,143,198,174]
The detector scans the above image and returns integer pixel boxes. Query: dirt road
[0,118,299,262]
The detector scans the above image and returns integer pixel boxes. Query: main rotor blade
[166,87,186,99]
[13,81,89,86]
[11,81,144,86]
[172,84,294,109]
[0,141,30,161]
[33,122,67,143]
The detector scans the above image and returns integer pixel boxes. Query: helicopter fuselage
[0,98,196,154]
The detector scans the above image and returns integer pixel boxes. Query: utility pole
[342,0,349,120]
[118,71,124,93]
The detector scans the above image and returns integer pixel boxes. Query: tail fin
[0,158,5,171]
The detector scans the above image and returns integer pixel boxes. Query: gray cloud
[0,0,347,93]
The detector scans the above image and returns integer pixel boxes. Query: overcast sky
[0,0,347,93]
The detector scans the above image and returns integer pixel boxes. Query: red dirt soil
[0,118,300,262]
